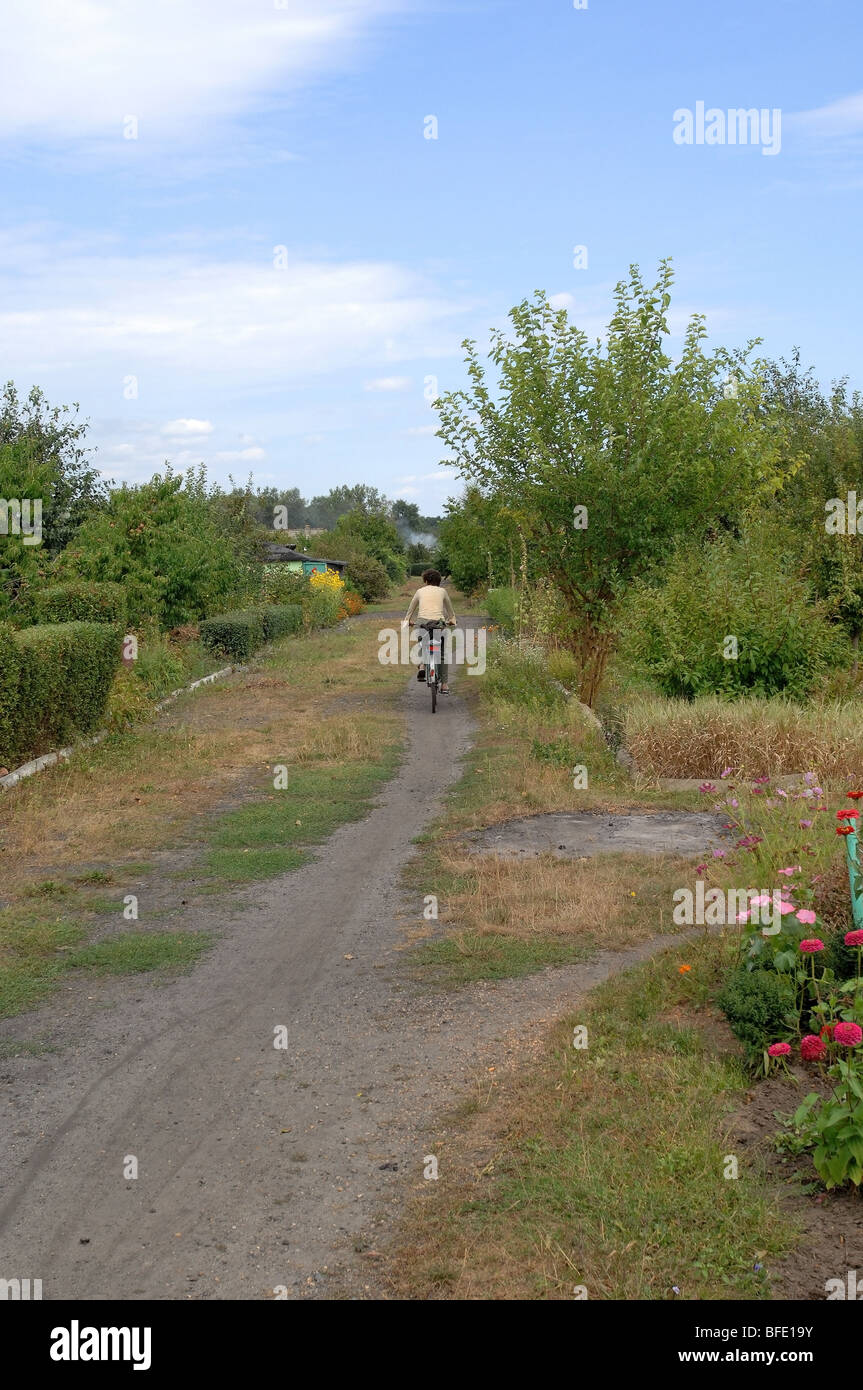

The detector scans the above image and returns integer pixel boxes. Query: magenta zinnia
[799,939,825,953]
[833,1022,863,1047]
[767,1042,792,1057]
[800,1035,827,1061]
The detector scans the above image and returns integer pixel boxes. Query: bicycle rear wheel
[431,672,437,713]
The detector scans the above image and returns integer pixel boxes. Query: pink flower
[795,909,817,925]
[777,789,788,799]
[699,782,716,793]
[844,930,863,947]
[777,901,796,915]
[833,1022,863,1047]
[799,819,813,829]
[735,910,751,923]
[801,1035,827,1061]
[712,849,726,859]
[729,798,739,808]
[778,866,800,876]
[768,1042,792,1057]
[799,938,825,953]
[720,767,733,779]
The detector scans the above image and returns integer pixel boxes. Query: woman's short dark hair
[422,568,442,586]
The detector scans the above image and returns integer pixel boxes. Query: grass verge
[388,931,798,1300]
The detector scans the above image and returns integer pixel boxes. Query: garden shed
[263,543,347,577]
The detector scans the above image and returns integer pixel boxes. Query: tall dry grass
[625,694,863,781]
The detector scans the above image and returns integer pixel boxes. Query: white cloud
[364,376,412,392]
[789,91,863,138]
[215,446,266,462]
[161,418,214,437]
[548,292,574,310]
[0,230,472,383]
[0,0,406,144]
[395,485,420,497]
[404,423,437,436]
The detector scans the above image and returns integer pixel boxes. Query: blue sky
[2,0,861,514]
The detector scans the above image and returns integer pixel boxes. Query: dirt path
[0,624,692,1302]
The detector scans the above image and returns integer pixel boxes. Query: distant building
[263,542,347,577]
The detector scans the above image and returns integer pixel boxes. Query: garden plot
[461,809,730,860]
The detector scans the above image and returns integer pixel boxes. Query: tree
[435,262,791,703]
[437,486,521,595]
[0,382,106,556]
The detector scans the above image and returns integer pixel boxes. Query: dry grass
[434,847,697,948]
[293,714,391,763]
[0,624,404,903]
[625,694,863,782]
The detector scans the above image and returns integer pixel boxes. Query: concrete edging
[0,664,238,793]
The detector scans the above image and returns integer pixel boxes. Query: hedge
[199,610,264,662]
[200,604,304,661]
[30,581,127,626]
[257,603,303,642]
[0,622,122,769]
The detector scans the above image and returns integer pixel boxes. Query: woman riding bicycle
[403,569,457,694]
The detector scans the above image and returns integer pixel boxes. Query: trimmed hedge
[0,622,122,768]
[258,603,303,642]
[0,623,23,768]
[199,611,263,662]
[200,603,303,661]
[31,581,127,626]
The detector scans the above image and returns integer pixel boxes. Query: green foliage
[622,525,847,700]
[0,622,22,765]
[435,262,793,701]
[54,469,258,629]
[483,637,565,711]
[31,581,126,625]
[0,382,106,556]
[0,622,121,766]
[437,487,520,596]
[716,967,797,1064]
[260,566,309,604]
[303,585,343,630]
[257,603,303,642]
[343,552,391,602]
[199,610,265,662]
[486,586,519,633]
[332,508,406,582]
[791,1077,863,1189]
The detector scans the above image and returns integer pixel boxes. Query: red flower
[837,808,859,820]
[837,826,854,836]
[833,1022,863,1047]
[801,1035,827,1061]
[820,1024,835,1042]
[767,1042,792,1057]
[847,791,863,799]
[844,930,863,947]
[799,939,825,953]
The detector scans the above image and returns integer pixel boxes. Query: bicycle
[415,621,453,713]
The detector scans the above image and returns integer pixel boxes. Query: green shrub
[344,553,391,602]
[30,581,126,626]
[0,622,22,766]
[133,634,188,699]
[716,966,797,1064]
[10,622,121,762]
[622,526,847,701]
[304,586,343,631]
[199,611,265,662]
[260,566,309,604]
[257,603,303,642]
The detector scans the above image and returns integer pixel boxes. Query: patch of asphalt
[0,616,696,1303]
[461,809,731,860]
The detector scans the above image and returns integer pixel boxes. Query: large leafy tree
[437,486,523,595]
[435,261,791,703]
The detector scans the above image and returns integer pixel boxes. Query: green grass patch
[202,749,401,883]
[408,931,591,989]
[67,930,211,975]
[392,933,798,1300]
[0,908,87,1016]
